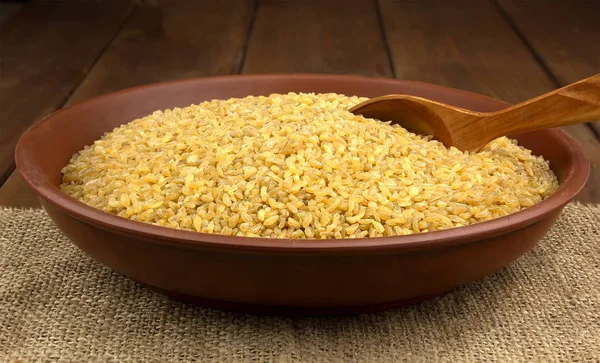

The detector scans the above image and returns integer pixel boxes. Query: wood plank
[380,0,555,103]
[0,172,40,209]
[243,0,392,76]
[66,0,254,106]
[498,0,600,136]
[0,1,134,185]
[0,0,254,208]
[379,0,600,203]
[0,1,24,25]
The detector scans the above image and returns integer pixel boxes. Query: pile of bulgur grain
[60,92,559,239]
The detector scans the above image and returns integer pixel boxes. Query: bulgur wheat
[60,93,559,239]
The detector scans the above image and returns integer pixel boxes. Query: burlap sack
[1,204,598,362]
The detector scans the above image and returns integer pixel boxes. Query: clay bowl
[16,74,590,315]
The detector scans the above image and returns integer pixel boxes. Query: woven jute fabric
[0,205,598,362]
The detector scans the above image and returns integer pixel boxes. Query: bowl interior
[15,74,590,249]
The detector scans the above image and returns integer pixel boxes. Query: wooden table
[1,0,599,208]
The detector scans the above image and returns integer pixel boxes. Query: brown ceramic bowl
[16,74,590,315]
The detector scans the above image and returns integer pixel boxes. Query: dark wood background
[1,0,599,208]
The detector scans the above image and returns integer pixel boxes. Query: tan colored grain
[60,93,559,239]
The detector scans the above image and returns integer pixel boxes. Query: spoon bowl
[350,74,600,151]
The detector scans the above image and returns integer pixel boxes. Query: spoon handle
[485,73,600,138]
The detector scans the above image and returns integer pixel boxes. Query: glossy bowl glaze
[16,74,590,315]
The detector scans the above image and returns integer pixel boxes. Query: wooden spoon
[349,74,600,152]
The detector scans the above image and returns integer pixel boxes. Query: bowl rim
[15,73,591,253]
